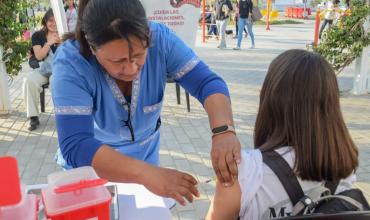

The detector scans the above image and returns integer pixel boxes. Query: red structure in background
[285,7,311,18]
[266,0,271,30]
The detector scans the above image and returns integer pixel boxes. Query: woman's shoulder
[238,148,264,216]
[54,40,88,66]
[239,148,263,179]
[149,22,176,42]
[149,21,168,32]
[32,30,45,37]
[54,40,98,78]
[148,22,174,56]
[31,30,46,43]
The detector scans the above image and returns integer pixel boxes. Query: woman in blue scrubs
[52,0,241,205]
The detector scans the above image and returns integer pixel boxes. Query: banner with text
[140,0,201,47]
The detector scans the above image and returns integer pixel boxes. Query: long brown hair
[41,9,54,35]
[254,49,358,182]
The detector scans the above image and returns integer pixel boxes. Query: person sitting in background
[23,9,60,131]
[206,49,358,220]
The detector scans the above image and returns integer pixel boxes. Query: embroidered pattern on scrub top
[54,106,93,115]
[104,72,141,118]
[143,101,163,113]
[172,56,201,80]
[139,132,158,146]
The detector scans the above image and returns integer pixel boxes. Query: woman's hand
[47,33,60,46]
[211,132,241,187]
[140,166,200,206]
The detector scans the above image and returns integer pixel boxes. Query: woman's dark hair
[254,49,358,182]
[64,0,150,58]
[41,8,54,34]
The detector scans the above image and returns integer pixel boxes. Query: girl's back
[206,49,358,220]
[237,147,355,219]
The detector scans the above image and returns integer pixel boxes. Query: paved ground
[1,19,369,219]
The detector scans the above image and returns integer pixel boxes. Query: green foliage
[0,0,37,76]
[313,0,370,74]
[254,19,304,25]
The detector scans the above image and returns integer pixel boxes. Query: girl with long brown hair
[206,49,358,220]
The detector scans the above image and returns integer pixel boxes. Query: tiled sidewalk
[0,20,369,219]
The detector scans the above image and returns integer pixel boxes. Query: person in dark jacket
[233,0,255,50]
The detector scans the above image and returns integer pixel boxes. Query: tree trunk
[0,46,11,115]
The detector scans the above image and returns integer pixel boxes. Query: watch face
[212,125,229,133]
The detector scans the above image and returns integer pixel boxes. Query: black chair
[166,78,190,112]
[40,83,49,113]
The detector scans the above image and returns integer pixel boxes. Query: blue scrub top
[52,22,229,169]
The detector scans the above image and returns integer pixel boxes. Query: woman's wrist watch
[211,125,236,138]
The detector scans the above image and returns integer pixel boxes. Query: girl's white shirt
[238,147,356,220]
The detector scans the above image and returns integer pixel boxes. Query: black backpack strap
[262,150,304,206]
[325,181,339,195]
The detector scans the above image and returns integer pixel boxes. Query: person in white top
[206,49,359,220]
[319,0,340,39]
[64,0,78,32]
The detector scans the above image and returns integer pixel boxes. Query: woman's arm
[92,145,200,205]
[204,94,241,186]
[33,44,51,61]
[33,32,59,60]
[55,113,200,205]
[161,23,241,187]
[206,178,241,220]
[175,62,241,186]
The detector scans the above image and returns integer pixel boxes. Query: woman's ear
[90,46,96,55]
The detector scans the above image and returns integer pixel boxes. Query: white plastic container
[0,156,38,220]
[0,184,38,220]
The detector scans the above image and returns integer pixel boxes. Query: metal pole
[313,9,320,47]
[50,0,68,36]
[266,0,271,31]
[202,0,206,43]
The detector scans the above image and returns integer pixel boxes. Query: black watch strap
[211,125,236,137]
